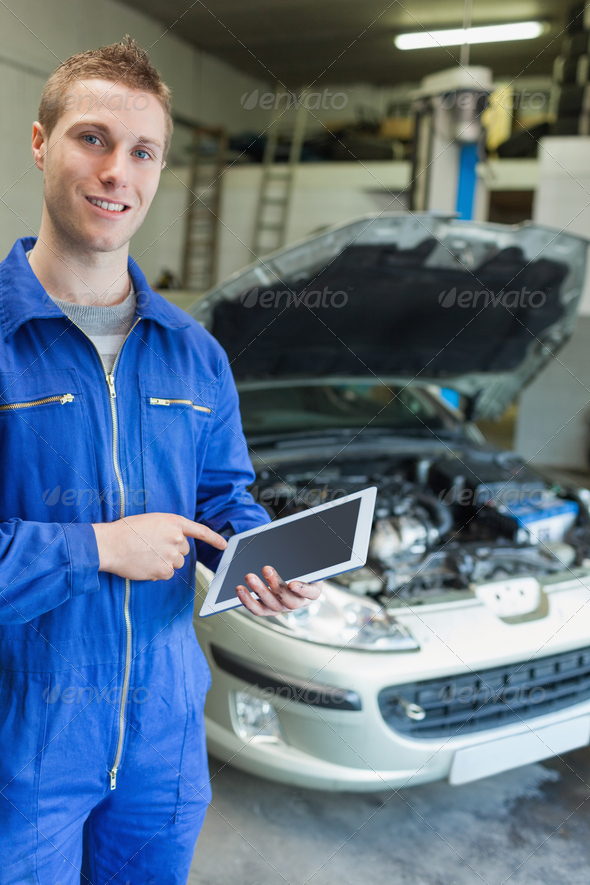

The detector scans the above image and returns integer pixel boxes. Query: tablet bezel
[198,487,377,618]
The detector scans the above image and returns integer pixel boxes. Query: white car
[191,213,590,790]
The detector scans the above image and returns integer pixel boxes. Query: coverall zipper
[0,393,75,410]
[149,397,211,413]
[69,315,142,790]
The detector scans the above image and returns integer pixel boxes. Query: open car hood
[190,213,589,420]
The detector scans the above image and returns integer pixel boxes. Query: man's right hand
[92,513,227,581]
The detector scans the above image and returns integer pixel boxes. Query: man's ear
[32,122,47,171]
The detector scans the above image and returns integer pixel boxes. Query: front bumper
[194,571,590,791]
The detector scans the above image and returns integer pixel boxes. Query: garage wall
[515,318,590,470]
[130,166,190,287]
[515,138,590,469]
[215,161,411,284]
[0,0,271,263]
[131,160,412,287]
[248,83,414,133]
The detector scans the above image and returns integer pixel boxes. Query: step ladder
[252,96,308,257]
[182,125,227,291]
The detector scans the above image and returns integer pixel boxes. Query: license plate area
[449,715,590,785]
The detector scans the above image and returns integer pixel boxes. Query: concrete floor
[189,749,590,885]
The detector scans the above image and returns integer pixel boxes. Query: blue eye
[83,135,101,146]
[134,149,150,160]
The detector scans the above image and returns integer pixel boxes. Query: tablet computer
[199,487,377,617]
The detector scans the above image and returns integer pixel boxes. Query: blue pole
[456,142,479,220]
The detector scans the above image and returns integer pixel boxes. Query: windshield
[239,382,456,437]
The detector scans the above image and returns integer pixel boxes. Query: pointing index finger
[179,517,228,550]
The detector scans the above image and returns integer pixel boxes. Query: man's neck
[28,218,131,307]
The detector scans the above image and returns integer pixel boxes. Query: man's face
[32,79,167,254]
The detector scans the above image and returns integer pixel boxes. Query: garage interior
[5,0,590,882]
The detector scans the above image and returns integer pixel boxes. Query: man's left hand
[236,566,322,616]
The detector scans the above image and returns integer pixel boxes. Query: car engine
[252,449,589,607]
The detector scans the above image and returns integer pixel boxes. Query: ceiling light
[395,21,545,51]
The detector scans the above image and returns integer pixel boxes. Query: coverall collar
[0,236,190,341]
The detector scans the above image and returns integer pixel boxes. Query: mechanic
[0,37,320,885]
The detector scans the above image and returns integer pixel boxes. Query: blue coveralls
[0,238,269,884]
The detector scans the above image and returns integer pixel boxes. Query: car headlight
[242,581,420,651]
[232,689,286,743]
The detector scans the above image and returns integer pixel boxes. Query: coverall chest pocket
[0,369,99,522]
[139,373,218,516]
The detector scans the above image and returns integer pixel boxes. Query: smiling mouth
[86,197,130,213]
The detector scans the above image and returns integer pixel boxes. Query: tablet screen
[215,496,362,604]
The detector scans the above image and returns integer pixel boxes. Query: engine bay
[252,447,590,608]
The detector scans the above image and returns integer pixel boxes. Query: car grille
[379,645,590,739]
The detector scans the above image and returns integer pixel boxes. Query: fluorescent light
[395,21,545,51]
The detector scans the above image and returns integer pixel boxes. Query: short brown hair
[38,36,173,159]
